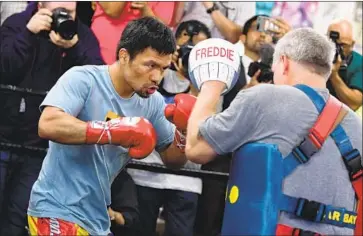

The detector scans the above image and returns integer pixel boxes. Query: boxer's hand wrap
[164,94,197,152]
[86,117,157,159]
[174,129,186,151]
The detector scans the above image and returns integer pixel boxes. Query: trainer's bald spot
[328,19,354,43]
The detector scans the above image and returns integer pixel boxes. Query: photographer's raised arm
[330,69,363,111]
[202,2,241,43]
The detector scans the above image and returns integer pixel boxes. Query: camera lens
[57,20,77,40]
[51,8,77,40]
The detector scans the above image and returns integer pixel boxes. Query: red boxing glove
[164,94,197,151]
[86,117,157,159]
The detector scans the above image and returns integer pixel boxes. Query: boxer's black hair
[116,17,176,60]
[242,14,269,36]
[175,20,211,40]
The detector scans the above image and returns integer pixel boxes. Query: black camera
[51,8,77,40]
[170,42,194,76]
[170,23,204,76]
[247,44,274,83]
[248,61,274,83]
[329,31,348,70]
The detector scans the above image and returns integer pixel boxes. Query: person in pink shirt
[91,2,176,64]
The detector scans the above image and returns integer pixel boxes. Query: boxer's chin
[136,89,150,99]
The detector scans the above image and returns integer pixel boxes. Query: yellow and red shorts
[28,215,89,235]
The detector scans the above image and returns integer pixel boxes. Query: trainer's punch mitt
[188,38,241,95]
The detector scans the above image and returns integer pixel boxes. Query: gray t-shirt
[199,84,362,235]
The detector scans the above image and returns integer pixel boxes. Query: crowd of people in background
[0,1,362,236]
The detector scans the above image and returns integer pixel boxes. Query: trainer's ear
[281,55,289,76]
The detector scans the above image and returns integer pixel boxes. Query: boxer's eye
[145,62,155,69]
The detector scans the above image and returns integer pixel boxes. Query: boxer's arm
[39,106,88,144]
[151,93,187,168]
[38,67,92,144]
[159,140,187,169]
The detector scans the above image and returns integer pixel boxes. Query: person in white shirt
[0,1,27,25]
[239,15,273,83]
[178,2,256,43]
[238,15,292,83]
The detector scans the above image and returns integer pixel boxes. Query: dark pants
[110,170,139,236]
[135,185,198,236]
[0,151,43,236]
[194,155,231,236]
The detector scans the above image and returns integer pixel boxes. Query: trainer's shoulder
[240,84,304,102]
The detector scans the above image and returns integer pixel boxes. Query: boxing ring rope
[0,84,229,180]
[0,84,48,96]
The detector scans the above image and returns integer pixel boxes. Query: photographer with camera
[0,2,103,235]
[239,15,274,84]
[160,20,212,100]
[327,19,362,111]
[127,20,210,236]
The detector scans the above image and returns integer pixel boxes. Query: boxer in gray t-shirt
[186,28,362,235]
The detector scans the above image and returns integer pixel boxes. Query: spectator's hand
[172,46,180,64]
[270,17,292,41]
[26,8,53,34]
[172,46,186,76]
[244,70,273,89]
[108,207,125,225]
[330,55,342,82]
[245,70,261,89]
[202,2,214,9]
[331,54,342,78]
[49,31,78,49]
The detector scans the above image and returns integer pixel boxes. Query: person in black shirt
[0,2,103,235]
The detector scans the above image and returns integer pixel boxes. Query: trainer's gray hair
[273,28,335,80]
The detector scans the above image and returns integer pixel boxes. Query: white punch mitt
[188,38,241,95]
